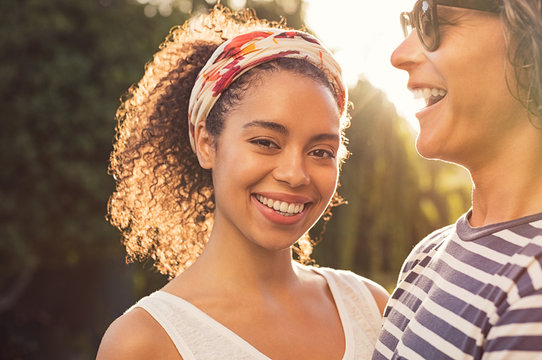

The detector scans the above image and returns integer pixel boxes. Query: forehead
[224,71,341,131]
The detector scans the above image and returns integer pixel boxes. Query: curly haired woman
[97,6,388,360]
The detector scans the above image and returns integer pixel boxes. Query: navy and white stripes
[373,211,542,360]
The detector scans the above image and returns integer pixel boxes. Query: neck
[179,220,301,296]
[467,123,542,227]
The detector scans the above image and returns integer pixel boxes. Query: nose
[272,150,310,188]
[390,31,425,71]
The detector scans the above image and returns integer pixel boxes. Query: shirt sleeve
[482,289,542,359]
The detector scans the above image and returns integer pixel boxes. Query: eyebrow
[243,120,288,135]
[310,133,341,143]
[242,120,340,143]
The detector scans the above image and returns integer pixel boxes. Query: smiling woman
[203,70,341,250]
[97,5,388,360]
[373,0,542,359]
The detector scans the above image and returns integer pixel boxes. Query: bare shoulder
[360,277,389,316]
[97,307,182,360]
[300,264,390,315]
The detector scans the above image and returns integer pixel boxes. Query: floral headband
[187,29,347,152]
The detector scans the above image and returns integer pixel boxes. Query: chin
[415,136,469,169]
[415,134,441,160]
[251,233,303,252]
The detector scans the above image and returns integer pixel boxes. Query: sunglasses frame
[400,0,501,51]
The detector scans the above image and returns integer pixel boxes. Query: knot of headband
[187,29,347,152]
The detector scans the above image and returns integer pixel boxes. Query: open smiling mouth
[412,87,447,107]
[255,194,306,217]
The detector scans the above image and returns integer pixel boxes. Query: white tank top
[129,266,382,359]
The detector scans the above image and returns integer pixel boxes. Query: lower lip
[252,195,308,226]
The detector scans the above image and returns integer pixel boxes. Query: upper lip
[253,192,312,204]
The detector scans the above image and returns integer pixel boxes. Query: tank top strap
[129,291,270,360]
[129,293,197,360]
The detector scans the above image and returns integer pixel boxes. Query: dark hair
[501,0,542,124]
[107,6,349,277]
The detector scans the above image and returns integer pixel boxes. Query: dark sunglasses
[400,0,501,51]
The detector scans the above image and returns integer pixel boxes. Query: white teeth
[412,87,447,102]
[256,195,305,216]
[287,203,295,213]
[423,88,431,98]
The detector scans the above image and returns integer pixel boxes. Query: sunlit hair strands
[107,6,349,277]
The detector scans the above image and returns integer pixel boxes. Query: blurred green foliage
[0,0,469,358]
[0,0,189,357]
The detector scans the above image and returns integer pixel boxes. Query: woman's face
[197,70,341,252]
[391,5,529,168]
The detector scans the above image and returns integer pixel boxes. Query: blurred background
[0,0,472,358]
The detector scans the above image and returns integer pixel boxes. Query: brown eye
[309,149,335,159]
[250,138,279,149]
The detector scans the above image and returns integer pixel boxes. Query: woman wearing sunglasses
[373,0,542,359]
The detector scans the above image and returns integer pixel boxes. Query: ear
[194,122,215,169]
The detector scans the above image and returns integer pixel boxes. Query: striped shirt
[372,211,542,360]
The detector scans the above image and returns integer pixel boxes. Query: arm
[97,308,182,360]
[362,278,390,316]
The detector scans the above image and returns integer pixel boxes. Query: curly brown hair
[107,6,349,277]
[501,0,542,124]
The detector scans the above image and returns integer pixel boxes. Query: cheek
[444,34,508,113]
[213,149,267,192]
[316,164,339,203]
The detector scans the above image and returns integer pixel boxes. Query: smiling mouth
[255,194,305,217]
[412,87,447,107]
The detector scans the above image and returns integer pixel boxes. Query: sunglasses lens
[400,13,412,38]
[416,0,438,50]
